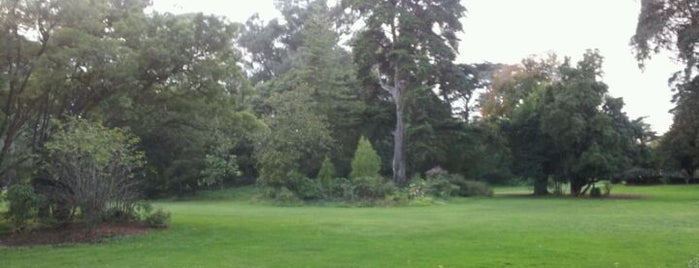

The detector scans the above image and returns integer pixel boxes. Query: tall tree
[344,0,466,184]
[633,0,699,181]
[491,52,648,195]
[0,0,151,186]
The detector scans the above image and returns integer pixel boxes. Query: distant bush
[145,208,171,228]
[351,176,395,200]
[4,184,42,232]
[590,187,602,197]
[102,206,138,223]
[317,157,336,183]
[425,177,459,198]
[297,177,323,200]
[427,171,493,197]
[350,136,381,179]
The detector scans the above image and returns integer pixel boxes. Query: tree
[44,118,144,225]
[345,0,466,184]
[491,52,647,195]
[98,12,259,196]
[350,136,381,179]
[317,156,337,182]
[539,51,641,195]
[0,0,151,187]
[256,87,333,193]
[633,0,699,182]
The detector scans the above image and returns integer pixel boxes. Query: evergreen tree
[350,136,381,179]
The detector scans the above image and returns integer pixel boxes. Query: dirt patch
[495,193,649,200]
[0,222,158,247]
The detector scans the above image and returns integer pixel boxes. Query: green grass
[2,185,699,267]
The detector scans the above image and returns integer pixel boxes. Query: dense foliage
[0,0,692,221]
[633,0,699,183]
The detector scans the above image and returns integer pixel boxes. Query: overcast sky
[151,0,679,134]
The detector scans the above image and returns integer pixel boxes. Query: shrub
[407,177,427,199]
[297,177,323,200]
[4,184,41,232]
[455,179,494,197]
[590,187,602,197]
[44,118,145,225]
[102,206,138,223]
[427,171,494,197]
[317,157,336,183]
[134,202,171,228]
[145,208,171,228]
[350,136,381,179]
[351,176,395,200]
[425,177,460,198]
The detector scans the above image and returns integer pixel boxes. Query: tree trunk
[533,176,549,196]
[570,178,586,196]
[392,81,407,185]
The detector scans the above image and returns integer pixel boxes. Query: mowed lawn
[2,185,699,267]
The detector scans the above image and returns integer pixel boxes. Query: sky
[150,0,680,134]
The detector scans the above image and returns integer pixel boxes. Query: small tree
[350,136,381,179]
[44,118,145,225]
[317,157,336,182]
[4,184,41,232]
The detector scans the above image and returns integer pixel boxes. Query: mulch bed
[0,222,157,247]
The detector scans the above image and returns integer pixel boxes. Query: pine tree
[350,136,381,179]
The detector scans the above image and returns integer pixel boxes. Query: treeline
[0,0,696,210]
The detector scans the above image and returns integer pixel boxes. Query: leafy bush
[317,157,336,183]
[134,202,171,228]
[454,179,494,197]
[4,184,41,232]
[351,176,395,200]
[102,206,138,223]
[407,177,427,199]
[425,177,460,198]
[350,136,381,179]
[297,177,323,200]
[44,118,145,225]
[145,208,171,228]
[427,171,493,197]
[320,177,350,200]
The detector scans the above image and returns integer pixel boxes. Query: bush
[317,157,336,183]
[145,208,171,228]
[4,184,42,232]
[134,202,171,228]
[428,172,493,197]
[425,177,460,198]
[350,136,381,179]
[297,177,323,200]
[407,177,427,199]
[351,176,395,200]
[454,179,494,197]
[44,118,145,225]
[320,177,350,200]
[102,206,138,223]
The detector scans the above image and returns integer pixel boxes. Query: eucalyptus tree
[343,0,466,184]
[633,0,699,181]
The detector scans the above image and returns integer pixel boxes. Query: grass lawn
[1,185,698,267]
